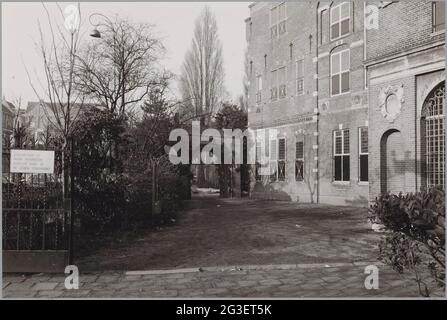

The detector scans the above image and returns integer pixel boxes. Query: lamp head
[90,28,101,38]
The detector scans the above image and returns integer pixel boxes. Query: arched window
[423,82,445,189]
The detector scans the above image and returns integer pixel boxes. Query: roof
[2,99,16,116]
[26,101,100,114]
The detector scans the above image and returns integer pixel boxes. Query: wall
[366,0,445,201]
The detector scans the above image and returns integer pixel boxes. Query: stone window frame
[330,49,350,96]
[278,137,286,181]
[269,138,278,182]
[296,59,304,96]
[358,127,369,183]
[256,74,262,104]
[270,66,287,101]
[432,1,445,33]
[295,140,304,182]
[333,129,350,182]
[255,139,262,181]
[330,1,351,41]
[270,2,287,39]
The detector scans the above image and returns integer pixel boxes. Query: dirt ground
[76,192,380,271]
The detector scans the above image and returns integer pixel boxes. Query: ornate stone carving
[378,84,404,123]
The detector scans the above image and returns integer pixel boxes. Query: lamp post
[89,13,125,113]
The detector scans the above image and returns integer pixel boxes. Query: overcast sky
[1,2,250,107]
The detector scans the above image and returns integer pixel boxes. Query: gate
[2,146,71,273]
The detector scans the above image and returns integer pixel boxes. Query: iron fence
[2,147,68,251]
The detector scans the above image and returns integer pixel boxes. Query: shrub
[369,188,445,296]
[75,174,131,234]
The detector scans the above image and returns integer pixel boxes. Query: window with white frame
[333,129,350,182]
[278,67,287,98]
[331,50,350,96]
[271,69,278,101]
[270,2,286,39]
[256,75,262,103]
[295,140,304,181]
[433,1,445,32]
[358,127,368,182]
[278,138,286,181]
[255,140,262,181]
[424,82,445,189]
[330,2,350,40]
[269,139,277,182]
[278,3,287,34]
[296,59,304,95]
[270,6,278,39]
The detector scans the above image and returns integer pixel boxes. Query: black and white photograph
[1,0,446,302]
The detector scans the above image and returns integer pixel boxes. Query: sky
[1,1,250,107]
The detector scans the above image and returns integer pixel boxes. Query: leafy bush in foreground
[369,188,445,296]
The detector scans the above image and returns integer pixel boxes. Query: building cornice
[249,112,315,130]
[364,40,445,68]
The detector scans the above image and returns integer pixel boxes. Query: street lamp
[89,28,101,38]
[88,13,113,37]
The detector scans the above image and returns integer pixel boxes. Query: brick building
[246,1,445,206]
[365,0,445,201]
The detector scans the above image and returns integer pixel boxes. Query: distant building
[2,99,16,173]
[2,99,15,146]
[246,1,445,206]
[25,101,97,144]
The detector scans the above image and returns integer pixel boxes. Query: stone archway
[380,129,406,194]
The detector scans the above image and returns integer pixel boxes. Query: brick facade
[246,1,445,206]
[366,0,445,202]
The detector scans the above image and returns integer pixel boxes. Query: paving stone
[236,280,258,287]
[5,282,34,291]
[144,289,178,297]
[178,289,205,297]
[97,274,121,283]
[2,275,26,283]
[203,288,229,295]
[32,282,59,291]
[3,290,37,298]
[36,290,64,298]
[61,289,92,298]
[79,274,100,283]
[259,279,282,286]
[214,280,236,288]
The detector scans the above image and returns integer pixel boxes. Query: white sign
[10,149,55,174]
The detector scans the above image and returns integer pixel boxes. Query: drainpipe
[315,2,320,204]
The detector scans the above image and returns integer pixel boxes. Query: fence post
[151,160,156,222]
[68,137,74,265]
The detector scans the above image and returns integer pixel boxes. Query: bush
[369,188,445,296]
[75,174,131,234]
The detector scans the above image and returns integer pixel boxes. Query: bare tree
[26,3,85,148]
[75,17,167,116]
[25,3,85,197]
[11,97,32,148]
[180,6,226,127]
[238,48,250,112]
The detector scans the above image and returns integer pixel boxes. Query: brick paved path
[4,262,443,298]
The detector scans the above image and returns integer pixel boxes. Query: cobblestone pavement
[3,263,444,298]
